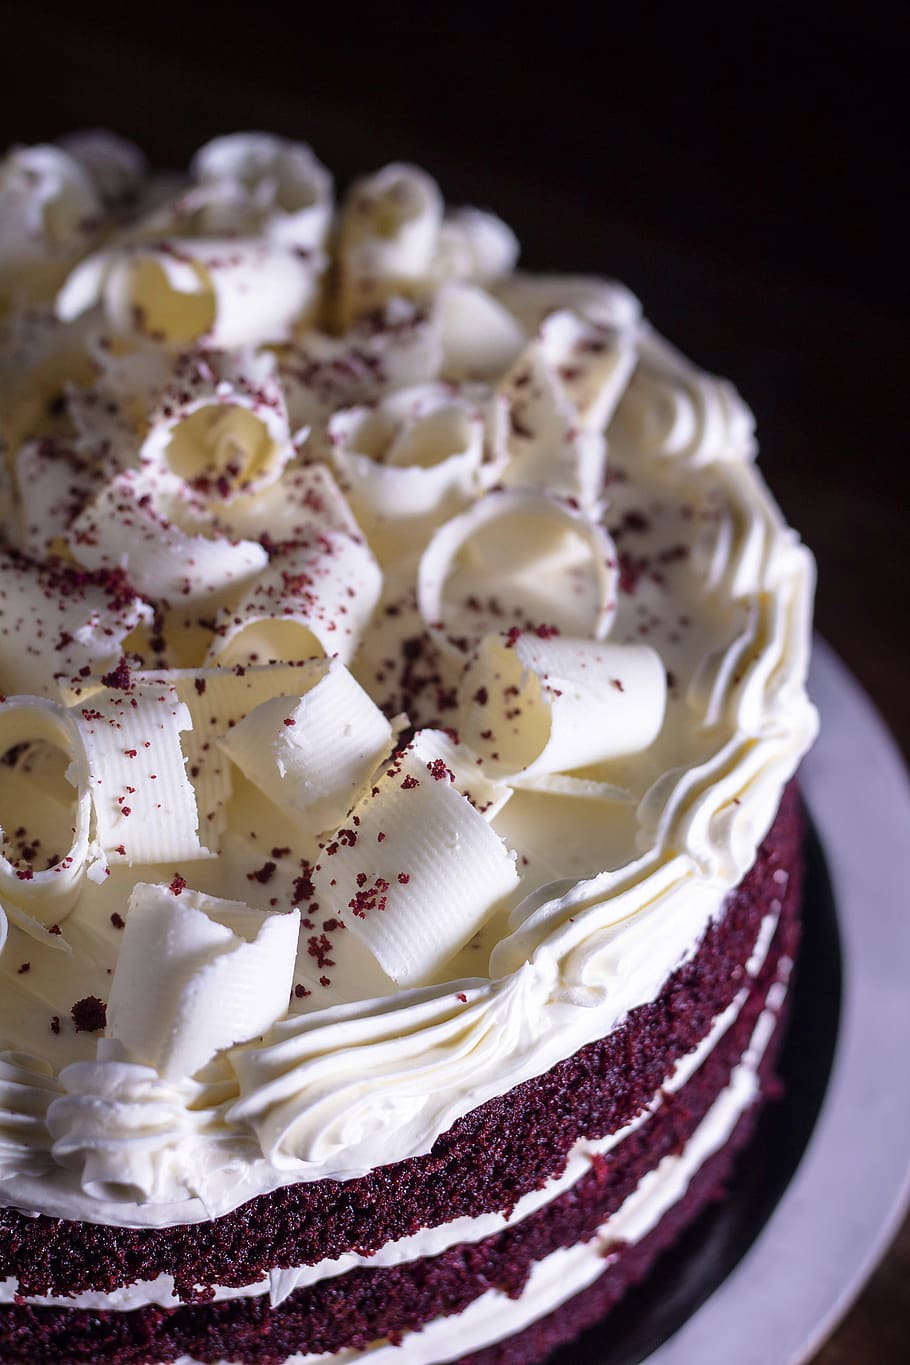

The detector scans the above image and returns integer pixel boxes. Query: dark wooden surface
[2,5,907,1359]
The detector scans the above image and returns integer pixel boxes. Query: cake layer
[0,948,791,1365]
[455,1050,782,1365]
[0,787,801,1307]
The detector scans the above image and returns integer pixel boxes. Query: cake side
[0,131,817,1364]
[0,788,802,1361]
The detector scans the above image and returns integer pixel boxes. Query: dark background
[2,3,908,1358]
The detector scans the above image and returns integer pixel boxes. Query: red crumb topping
[71,996,107,1033]
[100,658,133,691]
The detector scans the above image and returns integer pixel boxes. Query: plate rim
[643,635,910,1365]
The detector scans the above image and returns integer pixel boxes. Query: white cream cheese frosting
[0,132,817,1229]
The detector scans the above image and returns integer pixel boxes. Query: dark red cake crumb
[100,658,133,691]
[70,996,107,1033]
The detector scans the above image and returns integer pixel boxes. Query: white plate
[647,636,910,1365]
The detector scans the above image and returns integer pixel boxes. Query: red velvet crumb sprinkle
[71,996,107,1033]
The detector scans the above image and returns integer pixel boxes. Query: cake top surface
[0,132,817,1226]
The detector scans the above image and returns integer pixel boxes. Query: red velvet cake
[0,133,817,1364]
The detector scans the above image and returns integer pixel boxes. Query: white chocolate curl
[190,133,333,253]
[459,634,667,780]
[214,462,362,546]
[492,272,642,334]
[435,207,520,285]
[417,488,619,652]
[14,438,99,557]
[140,349,294,501]
[67,469,268,606]
[312,733,518,988]
[336,163,443,324]
[56,238,322,349]
[0,549,151,698]
[70,678,211,866]
[499,310,637,509]
[106,882,300,1080]
[328,382,506,529]
[218,659,394,835]
[536,310,638,432]
[0,696,91,924]
[278,299,443,435]
[137,662,334,844]
[408,727,512,820]
[437,283,527,382]
[207,530,382,669]
[0,144,100,303]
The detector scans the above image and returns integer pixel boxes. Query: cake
[0,133,818,1364]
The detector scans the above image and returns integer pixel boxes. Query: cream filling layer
[3,911,779,1311]
[169,978,788,1365]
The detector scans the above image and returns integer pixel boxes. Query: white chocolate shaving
[437,282,527,382]
[218,659,394,835]
[207,530,382,669]
[70,678,210,865]
[336,163,443,324]
[106,882,300,1080]
[0,696,91,924]
[536,310,638,432]
[56,238,323,350]
[417,488,618,652]
[139,348,294,500]
[492,272,642,334]
[436,207,520,285]
[190,133,332,252]
[312,734,518,987]
[0,898,74,953]
[409,727,512,820]
[123,663,331,843]
[498,310,637,508]
[278,299,443,436]
[14,438,98,556]
[459,634,667,780]
[68,469,268,606]
[0,549,151,698]
[80,329,174,413]
[328,383,504,530]
[0,144,100,303]
[214,462,361,545]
